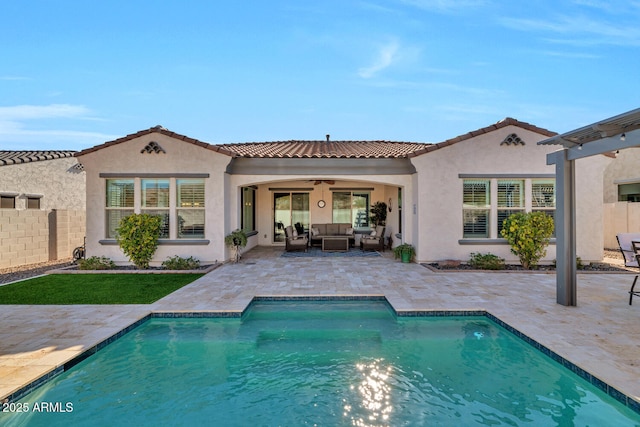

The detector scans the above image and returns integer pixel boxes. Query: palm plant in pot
[224,229,248,263]
[393,243,415,263]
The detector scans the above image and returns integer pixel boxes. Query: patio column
[548,149,576,306]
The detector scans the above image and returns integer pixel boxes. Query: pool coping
[4,294,640,416]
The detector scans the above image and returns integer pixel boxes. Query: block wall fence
[0,209,85,269]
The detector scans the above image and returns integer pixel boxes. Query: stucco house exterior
[0,151,86,268]
[75,119,608,265]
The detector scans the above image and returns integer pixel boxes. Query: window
[177,179,205,238]
[463,180,490,238]
[106,179,134,238]
[27,197,41,209]
[617,183,640,202]
[497,180,524,235]
[1,195,16,209]
[141,179,170,238]
[241,187,256,232]
[532,179,556,237]
[332,191,370,228]
[104,178,206,240]
[462,178,555,239]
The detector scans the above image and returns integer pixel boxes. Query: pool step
[256,329,381,351]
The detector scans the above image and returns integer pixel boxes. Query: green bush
[469,252,505,270]
[501,211,555,269]
[162,255,201,270]
[78,256,115,270]
[116,213,162,269]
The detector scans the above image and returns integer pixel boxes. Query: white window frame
[103,176,206,241]
[461,176,555,240]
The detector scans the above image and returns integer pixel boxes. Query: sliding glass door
[273,192,309,243]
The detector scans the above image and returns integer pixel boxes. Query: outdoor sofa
[309,223,355,247]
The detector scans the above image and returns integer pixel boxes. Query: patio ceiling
[537,107,640,306]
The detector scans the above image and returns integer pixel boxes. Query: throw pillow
[311,227,319,236]
[370,231,377,237]
[346,228,353,235]
[293,229,298,237]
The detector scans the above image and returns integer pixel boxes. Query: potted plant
[393,243,415,263]
[224,229,248,263]
[369,201,387,226]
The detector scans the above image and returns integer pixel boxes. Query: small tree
[225,229,248,263]
[369,201,387,226]
[116,214,162,269]
[501,211,554,269]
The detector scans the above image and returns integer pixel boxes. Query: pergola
[538,108,640,306]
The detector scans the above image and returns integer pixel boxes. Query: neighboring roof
[0,150,77,166]
[407,117,557,158]
[76,117,557,160]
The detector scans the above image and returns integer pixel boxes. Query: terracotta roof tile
[75,118,557,160]
[0,150,77,166]
[407,117,557,158]
[218,140,430,158]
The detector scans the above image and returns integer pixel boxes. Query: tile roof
[75,118,557,160]
[407,117,557,158]
[217,140,430,158]
[0,150,77,166]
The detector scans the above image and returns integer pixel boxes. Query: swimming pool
[3,300,639,426]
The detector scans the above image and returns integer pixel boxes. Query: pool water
[4,301,639,426]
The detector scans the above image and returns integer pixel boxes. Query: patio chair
[284,225,308,252]
[616,233,640,305]
[361,226,385,252]
[630,241,640,305]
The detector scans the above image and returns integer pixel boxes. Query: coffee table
[322,236,349,252]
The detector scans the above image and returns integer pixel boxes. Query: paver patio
[1,246,639,411]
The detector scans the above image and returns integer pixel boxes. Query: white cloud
[500,14,640,47]
[358,41,401,78]
[0,104,91,121]
[0,104,116,150]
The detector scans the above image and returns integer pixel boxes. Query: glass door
[273,192,309,243]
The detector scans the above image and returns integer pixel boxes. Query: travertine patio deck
[1,246,639,412]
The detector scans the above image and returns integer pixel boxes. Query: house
[75,119,607,265]
[0,151,86,268]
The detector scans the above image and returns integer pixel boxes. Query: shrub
[469,252,505,270]
[162,255,201,270]
[116,213,162,269]
[78,256,115,270]
[501,211,554,269]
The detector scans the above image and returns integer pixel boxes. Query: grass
[0,273,204,304]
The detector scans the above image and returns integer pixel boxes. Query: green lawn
[0,274,204,304]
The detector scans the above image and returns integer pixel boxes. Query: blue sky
[1,0,639,151]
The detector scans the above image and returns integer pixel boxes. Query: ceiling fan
[311,180,335,185]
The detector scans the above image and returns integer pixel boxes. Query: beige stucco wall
[78,133,231,265]
[409,125,608,264]
[0,157,85,210]
[602,147,640,203]
[603,201,640,248]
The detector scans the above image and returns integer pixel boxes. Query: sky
[1,0,639,151]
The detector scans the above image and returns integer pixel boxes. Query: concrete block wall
[0,209,86,269]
